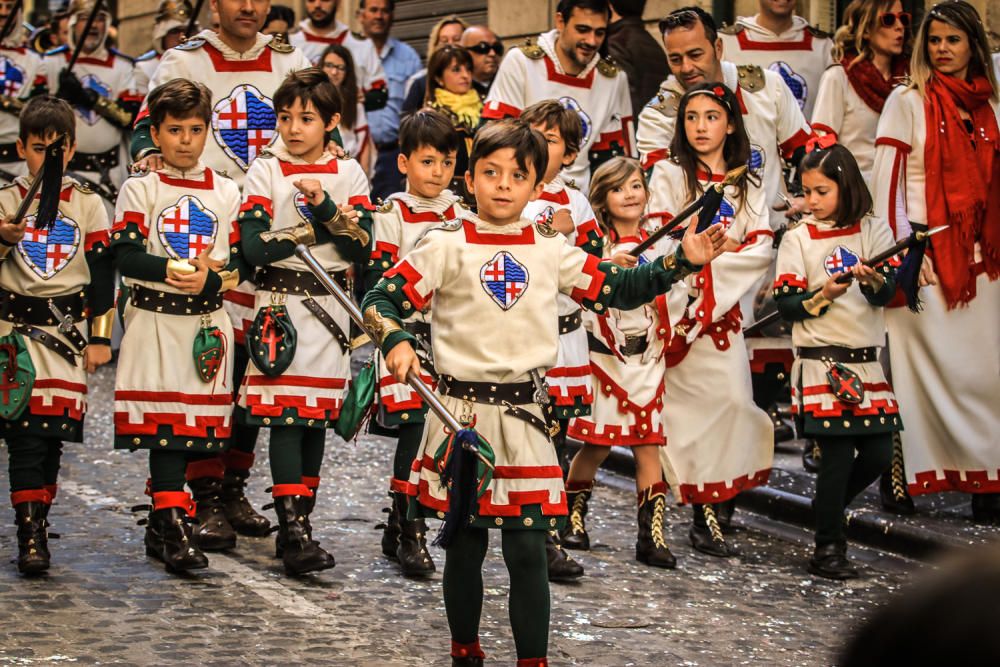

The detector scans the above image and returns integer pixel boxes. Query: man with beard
[0,0,47,180]
[132,0,196,96]
[483,0,633,190]
[288,0,388,111]
[127,0,313,551]
[719,0,834,118]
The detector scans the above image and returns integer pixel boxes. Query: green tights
[268,426,326,485]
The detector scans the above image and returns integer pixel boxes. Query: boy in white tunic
[0,2,48,179]
[112,80,244,572]
[363,118,726,667]
[0,96,113,574]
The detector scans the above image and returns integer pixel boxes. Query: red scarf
[841,51,908,112]
[923,73,1000,307]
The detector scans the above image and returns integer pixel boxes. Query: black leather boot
[274,486,317,558]
[221,469,271,536]
[379,493,401,561]
[802,439,821,473]
[560,482,593,551]
[394,493,435,577]
[808,541,858,580]
[689,504,736,557]
[770,405,795,443]
[546,530,584,582]
[146,494,208,572]
[451,658,484,667]
[715,497,736,529]
[14,501,50,575]
[273,494,335,575]
[971,493,1000,525]
[450,640,485,666]
[636,483,676,569]
[187,476,237,551]
[879,471,916,515]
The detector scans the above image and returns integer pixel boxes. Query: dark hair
[360,0,396,10]
[556,0,610,22]
[273,67,343,125]
[520,100,583,156]
[469,119,548,186]
[19,95,75,144]
[399,109,460,157]
[669,82,750,210]
[320,44,359,129]
[146,79,212,128]
[659,6,718,43]
[425,44,474,105]
[609,0,645,17]
[264,4,294,29]
[910,0,998,100]
[799,143,872,227]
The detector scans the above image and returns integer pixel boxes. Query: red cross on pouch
[0,373,17,405]
[202,353,220,377]
[4,80,18,96]
[484,259,504,282]
[260,313,281,362]
[836,374,860,400]
[162,207,186,233]
[217,99,246,129]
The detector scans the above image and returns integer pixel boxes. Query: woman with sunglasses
[812,1,911,182]
[321,44,374,176]
[871,1,1000,525]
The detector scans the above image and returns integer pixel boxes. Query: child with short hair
[368,109,465,577]
[774,142,899,580]
[362,118,726,667]
[0,95,114,574]
[236,68,373,576]
[112,79,245,573]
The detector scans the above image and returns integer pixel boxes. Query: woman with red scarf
[812,0,912,180]
[872,1,1000,525]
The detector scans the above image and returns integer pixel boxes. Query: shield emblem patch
[293,191,314,223]
[769,61,808,110]
[480,251,529,310]
[712,198,736,231]
[824,245,860,276]
[156,195,219,260]
[0,55,25,98]
[18,213,80,279]
[77,73,111,126]
[826,362,865,405]
[213,84,277,172]
[558,96,592,145]
[748,144,765,179]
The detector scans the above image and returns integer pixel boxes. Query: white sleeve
[811,66,844,137]
[871,88,913,239]
[483,50,527,118]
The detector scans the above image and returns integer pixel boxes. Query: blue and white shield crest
[748,144,766,179]
[768,62,807,110]
[824,245,859,276]
[293,191,314,223]
[480,251,529,310]
[213,84,277,172]
[0,55,25,98]
[532,205,555,225]
[712,198,736,231]
[77,73,111,126]
[18,213,80,279]
[559,96,592,145]
[156,195,219,260]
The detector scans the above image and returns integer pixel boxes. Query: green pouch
[826,362,865,405]
[334,354,377,441]
[432,425,496,499]
[0,331,35,421]
[246,303,297,377]
[193,316,226,383]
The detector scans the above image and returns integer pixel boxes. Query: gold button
[285,417,294,424]
[601,285,611,295]
[639,410,646,418]
[401,413,410,421]
[437,511,446,519]
[823,421,830,428]
[843,420,850,428]
[307,419,315,426]
[132,437,141,445]
[263,417,271,425]
[495,517,503,526]
[159,439,168,446]
[186,441,193,447]
[387,284,397,292]
[594,303,603,311]
[523,517,533,527]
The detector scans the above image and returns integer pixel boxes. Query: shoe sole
[636,555,677,569]
[807,563,858,580]
[195,536,237,552]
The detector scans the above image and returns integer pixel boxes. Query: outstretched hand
[679,219,727,266]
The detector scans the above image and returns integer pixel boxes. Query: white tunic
[871,85,1000,496]
[810,64,886,180]
[483,30,634,190]
[339,102,370,161]
[0,44,46,148]
[289,19,388,99]
[720,15,834,118]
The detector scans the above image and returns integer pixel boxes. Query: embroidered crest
[558,96,592,145]
[18,213,80,279]
[712,198,736,231]
[824,245,860,276]
[532,205,555,225]
[480,251,529,310]
[748,144,766,180]
[156,195,219,260]
[77,73,111,126]
[175,37,205,50]
[293,191,314,223]
[826,362,865,404]
[213,84,277,172]
[0,55,25,97]
[768,61,807,109]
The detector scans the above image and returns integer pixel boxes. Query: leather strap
[255,265,349,296]
[68,148,119,173]
[130,284,224,316]
[501,401,558,439]
[438,376,536,405]
[558,312,582,335]
[587,331,648,357]
[0,141,18,163]
[799,346,878,364]
[0,290,86,327]
[302,295,350,353]
[15,324,78,366]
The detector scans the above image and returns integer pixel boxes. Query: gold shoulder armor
[535,222,559,238]
[351,31,366,41]
[648,89,680,118]
[376,199,394,214]
[519,42,544,60]
[806,24,831,39]
[72,181,94,194]
[596,57,618,77]
[737,65,766,94]
[267,37,294,53]
[719,22,744,36]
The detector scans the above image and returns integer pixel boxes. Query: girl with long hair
[812,0,912,179]
[871,1,1000,525]
[645,83,775,559]
[321,44,374,175]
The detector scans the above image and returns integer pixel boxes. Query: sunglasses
[878,11,911,29]
[468,41,504,56]
[660,9,699,31]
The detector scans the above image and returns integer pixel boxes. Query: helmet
[153,0,194,51]
[66,0,110,53]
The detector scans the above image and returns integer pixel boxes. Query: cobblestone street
[0,364,919,666]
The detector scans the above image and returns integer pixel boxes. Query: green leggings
[268,426,326,485]
[814,432,893,547]
[444,527,549,660]
[148,450,218,493]
[392,423,423,482]
[228,345,260,458]
[6,436,62,492]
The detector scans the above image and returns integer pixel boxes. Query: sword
[184,0,205,39]
[47,299,74,334]
[67,0,104,72]
[293,243,493,470]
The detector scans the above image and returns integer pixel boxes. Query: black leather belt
[130,284,224,315]
[68,148,119,173]
[0,142,17,162]
[799,346,878,364]
[255,265,348,296]
[404,320,431,341]
[588,331,648,357]
[439,375,535,405]
[302,295,349,353]
[0,290,86,327]
[15,324,79,365]
[558,312,582,334]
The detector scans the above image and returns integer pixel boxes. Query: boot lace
[703,504,725,544]
[569,492,587,534]
[650,496,668,549]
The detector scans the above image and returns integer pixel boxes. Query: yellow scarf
[433,88,483,128]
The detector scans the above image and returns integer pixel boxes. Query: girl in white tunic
[562,157,677,570]
[647,83,774,558]
[776,143,899,579]
[871,2,1000,524]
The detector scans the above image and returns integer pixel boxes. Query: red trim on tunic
[414,457,568,516]
[224,290,256,307]
[370,240,399,261]
[113,411,231,437]
[383,259,431,311]
[112,211,148,236]
[61,50,117,66]
[875,136,910,153]
[228,224,241,246]
[115,390,232,405]
[397,201,456,223]
[242,395,342,420]
[773,273,807,289]
[575,218,601,244]
[482,100,521,119]
[543,55,594,89]
[34,379,87,393]
[807,221,861,238]
[570,363,664,446]
[462,220,535,245]
[158,168,215,189]
[780,128,813,159]
[278,160,338,176]
[203,42,273,72]
[642,148,669,171]
[241,195,273,218]
[591,128,625,152]
[735,87,749,114]
[570,254,607,303]
[348,195,375,210]
[811,123,837,136]
[300,29,347,45]
[84,229,110,251]
[910,469,1000,496]
[735,229,774,251]
[736,29,813,51]
[389,477,418,495]
[244,375,347,389]
[538,188,570,205]
[677,468,772,504]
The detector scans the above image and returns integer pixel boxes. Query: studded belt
[0,290,86,327]
[558,312,582,334]
[799,346,878,364]
[130,284,224,316]
[68,148,119,173]
[404,320,431,341]
[438,375,536,405]
[255,265,348,296]
[588,331,648,357]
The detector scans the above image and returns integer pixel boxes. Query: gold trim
[363,305,401,346]
[166,259,196,276]
[802,292,832,316]
[260,223,316,246]
[320,207,370,246]
[90,308,115,339]
[93,96,132,127]
[218,268,239,292]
